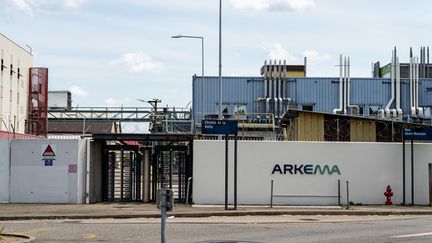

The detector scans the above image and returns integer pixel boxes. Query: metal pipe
[333,55,344,114]
[264,60,267,98]
[396,57,402,117]
[273,60,278,115]
[274,61,279,117]
[343,57,347,114]
[416,57,424,117]
[282,60,290,111]
[346,57,360,113]
[410,57,416,117]
[426,46,429,78]
[424,47,426,78]
[278,60,283,117]
[266,60,271,115]
[385,50,395,118]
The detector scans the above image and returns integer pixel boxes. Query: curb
[1,210,432,221]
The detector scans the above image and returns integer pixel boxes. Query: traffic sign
[202,120,238,135]
[404,127,432,140]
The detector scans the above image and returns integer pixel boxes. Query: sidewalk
[0,203,431,221]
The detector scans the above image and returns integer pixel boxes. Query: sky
[1,0,432,109]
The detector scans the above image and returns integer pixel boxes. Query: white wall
[10,139,87,203]
[193,141,432,205]
[0,139,10,203]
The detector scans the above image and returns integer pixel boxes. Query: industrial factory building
[192,49,432,130]
[1,36,432,207]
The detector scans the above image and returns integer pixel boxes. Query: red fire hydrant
[384,185,393,205]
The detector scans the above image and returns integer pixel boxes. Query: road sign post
[202,119,238,210]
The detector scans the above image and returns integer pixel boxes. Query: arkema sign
[272,163,341,175]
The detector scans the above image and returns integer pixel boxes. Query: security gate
[151,145,191,203]
[103,145,142,202]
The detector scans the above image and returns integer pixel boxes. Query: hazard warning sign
[42,144,56,158]
[42,145,56,157]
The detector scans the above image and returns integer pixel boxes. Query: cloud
[104,98,131,107]
[263,43,331,66]
[5,0,86,15]
[262,43,298,62]
[69,85,88,97]
[303,49,331,65]
[229,0,314,12]
[110,52,165,74]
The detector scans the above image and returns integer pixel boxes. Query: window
[301,104,314,111]
[426,87,432,92]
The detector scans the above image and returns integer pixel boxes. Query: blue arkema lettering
[271,163,341,175]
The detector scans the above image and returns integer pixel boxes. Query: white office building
[0,33,33,134]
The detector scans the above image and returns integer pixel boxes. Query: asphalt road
[2,215,432,242]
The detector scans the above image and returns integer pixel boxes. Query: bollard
[270,179,274,208]
[337,179,341,206]
[158,189,173,243]
[185,177,192,207]
[160,190,167,243]
[346,180,350,209]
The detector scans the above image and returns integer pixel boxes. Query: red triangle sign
[43,145,56,156]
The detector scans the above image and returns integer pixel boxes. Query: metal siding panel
[194,76,428,121]
[401,79,410,115]
[420,79,432,106]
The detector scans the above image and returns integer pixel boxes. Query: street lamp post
[218,0,222,120]
[171,35,205,122]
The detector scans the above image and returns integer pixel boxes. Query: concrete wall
[193,140,432,205]
[0,139,10,203]
[10,139,86,203]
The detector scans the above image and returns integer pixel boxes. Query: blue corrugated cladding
[192,76,432,120]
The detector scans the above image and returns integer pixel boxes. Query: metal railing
[270,179,342,207]
[48,106,192,122]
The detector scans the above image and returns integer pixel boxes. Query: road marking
[13,227,55,235]
[392,232,432,238]
[82,233,96,239]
